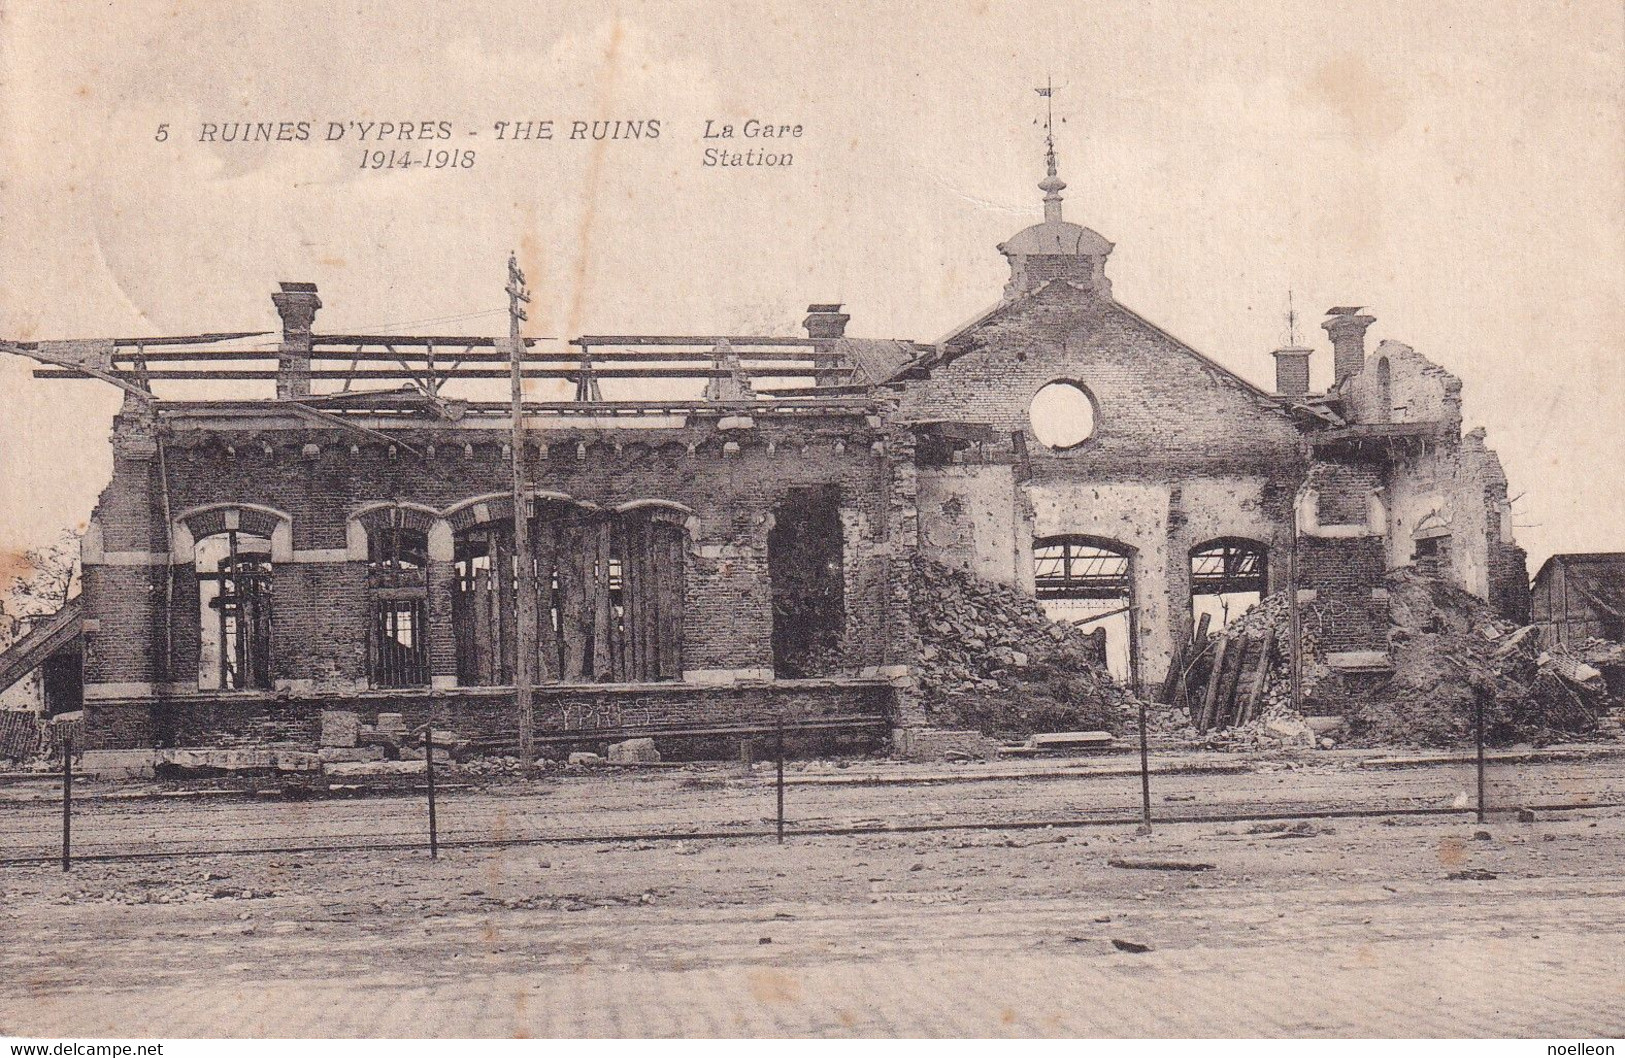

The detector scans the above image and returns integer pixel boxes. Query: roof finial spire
[1036,77,1066,223]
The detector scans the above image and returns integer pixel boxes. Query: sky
[1,0,1621,584]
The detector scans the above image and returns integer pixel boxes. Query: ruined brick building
[0,140,1530,757]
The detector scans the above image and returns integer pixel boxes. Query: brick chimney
[802,303,850,340]
[1271,347,1313,397]
[1322,306,1375,385]
[271,281,321,399]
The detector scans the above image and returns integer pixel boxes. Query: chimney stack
[271,281,321,400]
[1271,347,1313,397]
[802,303,850,340]
[1322,306,1375,385]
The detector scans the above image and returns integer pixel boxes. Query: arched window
[1189,538,1269,630]
[358,507,432,688]
[1033,534,1135,682]
[183,505,285,691]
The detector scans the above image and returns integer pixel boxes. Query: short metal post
[775,721,785,844]
[61,733,73,872]
[1475,692,1486,825]
[425,722,439,859]
[1138,698,1152,834]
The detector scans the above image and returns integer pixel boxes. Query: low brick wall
[84,680,896,757]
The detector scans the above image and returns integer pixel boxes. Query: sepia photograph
[1,0,1621,1045]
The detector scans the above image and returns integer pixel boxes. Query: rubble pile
[1334,569,1611,747]
[1164,568,1622,749]
[910,558,1135,738]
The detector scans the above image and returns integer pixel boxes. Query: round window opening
[1029,381,1096,449]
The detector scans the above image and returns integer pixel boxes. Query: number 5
[155,124,169,142]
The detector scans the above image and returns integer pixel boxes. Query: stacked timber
[1160,614,1280,734]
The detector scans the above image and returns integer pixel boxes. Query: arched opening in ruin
[1032,534,1135,682]
[1189,537,1269,635]
[179,504,286,692]
[195,529,274,691]
[1376,356,1392,423]
[450,497,686,686]
[358,507,432,688]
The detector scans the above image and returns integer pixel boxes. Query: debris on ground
[910,557,1136,738]
[1156,567,1624,750]
[1106,859,1216,872]
[606,738,661,764]
[1111,938,1153,953]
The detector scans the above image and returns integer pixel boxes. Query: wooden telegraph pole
[507,255,537,766]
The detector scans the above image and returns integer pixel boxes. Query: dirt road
[2,755,1624,1037]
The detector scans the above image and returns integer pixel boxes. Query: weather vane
[1035,77,1065,144]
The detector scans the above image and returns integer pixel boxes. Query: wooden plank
[560,523,589,680]
[532,518,558,683]
[313,334,533,347]
[1239,626,1276,726]
[473,566,494,686]
[608,519,627,682]
[634,520,655,681]
[575,335,834,348]
[36,367,846,381]
[593,519,614,680]
[110,348,851,364]
[622,519,643,680]
[495,532,516,685]
[1157,640,1187,705]
[1217,635,1252,729]
[1197,636,1228,733]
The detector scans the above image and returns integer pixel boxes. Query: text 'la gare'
[701,119,805,139]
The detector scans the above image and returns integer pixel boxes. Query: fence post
[61,732,73,872]
[1138,698,1152,835]
[1475,692,1487,825]
[775,720,785,845]
[426,722,439,859]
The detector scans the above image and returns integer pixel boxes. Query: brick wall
[81,415,900,730]
[1311,462,1380,525]
[900,284,1303,474]
[86,680,894,752]
[1298,535,1389,654]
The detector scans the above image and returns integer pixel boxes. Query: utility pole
[507,254,536,766]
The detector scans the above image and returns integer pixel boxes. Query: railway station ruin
[0,141,1533,763]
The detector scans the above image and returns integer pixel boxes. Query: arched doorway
[1032,534,1136,682]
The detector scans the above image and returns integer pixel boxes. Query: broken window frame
[1188,538,1269,598]
[366,520,430,689]
[450,503,685,687]
[1033,534,1133,601]
[196,529,274,691]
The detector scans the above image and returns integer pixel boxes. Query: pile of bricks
[909,557,1133,738]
